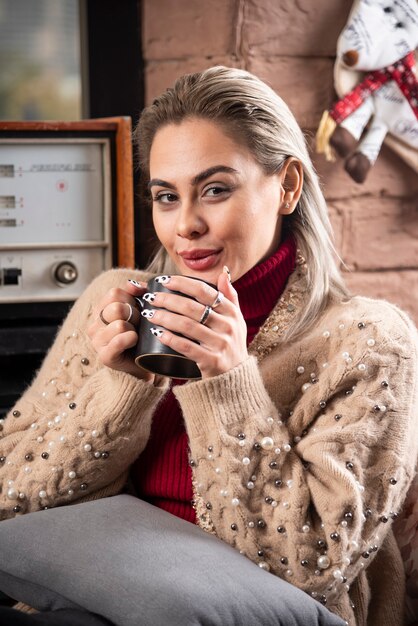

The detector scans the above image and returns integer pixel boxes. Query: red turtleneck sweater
[130,237,296,523]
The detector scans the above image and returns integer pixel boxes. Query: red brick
[343,270,418,326]
[248,56,334,129]
[143,0,236,60]
[310,140,418,201]
[328,205,345,260]
[330,196,418,271]
[244,0,353,57]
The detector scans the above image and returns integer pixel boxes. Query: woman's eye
[153,192,178,204]
[204,186,230,197]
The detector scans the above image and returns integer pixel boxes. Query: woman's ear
[278,158,303,215]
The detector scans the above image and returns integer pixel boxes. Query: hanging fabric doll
[316,0,418,183]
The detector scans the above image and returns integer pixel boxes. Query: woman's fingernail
[128,279,143,287]
[143,292,156,303]
[141,309,155,319]
[150,327,163,337]
[223,266,231,283]
[155,275,171,284]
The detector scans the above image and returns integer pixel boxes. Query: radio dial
[54,261,78,285]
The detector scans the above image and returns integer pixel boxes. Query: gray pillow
[0,495,345,626]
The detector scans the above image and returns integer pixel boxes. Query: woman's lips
[178,249,222,271]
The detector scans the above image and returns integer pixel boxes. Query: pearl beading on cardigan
[0,329,111,515]
[0,265,410,625]
[188,293,402,611]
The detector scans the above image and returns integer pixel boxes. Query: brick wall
[142,0,418,323]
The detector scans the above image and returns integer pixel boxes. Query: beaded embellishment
[193,254,308,535]
[191,476,216,535]
[249,252,308,361]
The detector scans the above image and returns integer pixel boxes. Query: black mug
[134,276,215,379]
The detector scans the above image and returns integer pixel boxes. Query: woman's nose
[176,202,207,238]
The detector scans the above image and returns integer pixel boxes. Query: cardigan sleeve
[0,269,168,520]
[174,300,418,608]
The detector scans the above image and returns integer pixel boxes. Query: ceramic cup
[134,276,215,379]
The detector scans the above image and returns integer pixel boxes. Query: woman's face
[149,118,286,284]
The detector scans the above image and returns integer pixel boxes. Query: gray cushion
[0,495,345,626]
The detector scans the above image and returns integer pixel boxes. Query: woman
[0,66,417,626]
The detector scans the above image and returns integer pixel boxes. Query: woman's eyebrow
[148,178,177,190]
[148,165,239,190]
[191,165,239,185]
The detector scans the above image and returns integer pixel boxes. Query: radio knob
[54,262,78,285]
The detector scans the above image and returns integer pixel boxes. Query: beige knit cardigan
[1,260,417,626]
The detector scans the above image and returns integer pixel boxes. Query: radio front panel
[0,247,105,303]
[0,138,112,302]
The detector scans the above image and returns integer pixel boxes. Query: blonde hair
[134,66,349,342]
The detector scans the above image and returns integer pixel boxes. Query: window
[0,0,81,120]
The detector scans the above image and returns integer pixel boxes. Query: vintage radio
[0,118,134,416]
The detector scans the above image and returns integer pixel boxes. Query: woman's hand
[87,279,154,381]
[140,269,249,379]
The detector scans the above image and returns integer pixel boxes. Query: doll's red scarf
[330,52,418,124]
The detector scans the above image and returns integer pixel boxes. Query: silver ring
[210,290,224,309]
[125,303,133,323]
[199,305,212,325]
[99,309,110,325]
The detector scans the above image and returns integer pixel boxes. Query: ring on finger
[125,303,134,323]
[99,309,110,326]
[210,290,224,309]
[199,305,212,325]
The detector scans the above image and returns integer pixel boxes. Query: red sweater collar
[233,236,297,345]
